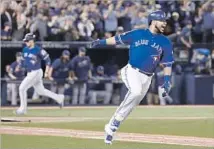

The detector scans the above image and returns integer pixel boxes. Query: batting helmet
[148,10,167,24]
[23,33,36,42]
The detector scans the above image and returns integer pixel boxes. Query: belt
[130,66,153,76]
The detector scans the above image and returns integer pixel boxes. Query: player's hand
[89,39,100,48]
[161,81,171,97]
[73,77,78,80]
[44,72,49,78]
[48,77,54,81]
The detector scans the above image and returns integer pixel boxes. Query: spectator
[116,0,133,31]
[47,12,61,41]
[115,26,124,35]
[88,66,113,105]
[77,12,94,41]
[63,17,80,41]
[12,4,27,41]
[168,12,181,34]
[179,20,193,62]
[69,47,92,105]
[1,22,12,41]
[201,0,214,43]
[191,48,212,74]
[168,26,181,43]
[48,50,71,95]
[131,8,148,29]
[88,3,104,39]
[192,7,203,43]
[1,1,12,30]
[102,4,118,35]
[30,12,48,41]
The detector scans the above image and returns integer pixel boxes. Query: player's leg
[33,69,64,106]
[88,90,97,104]
[11,83,17,105]
[79,82,86,105]
[158,86,166,105]
[103,83,113,104]
[58,85,65,95]
[72,83,79,105]
[17,71,39,114]
[104,65,152,144]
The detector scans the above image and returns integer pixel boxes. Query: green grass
[2,106,214,117]
[3,118,214,138]
[1,134,211,149]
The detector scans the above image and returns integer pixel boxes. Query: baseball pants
[108,64,152,124]
[72,82,86,105]
[18,69,62,110]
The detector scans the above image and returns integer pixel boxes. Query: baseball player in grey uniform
[69,47,92,105]
[88,66,113,104]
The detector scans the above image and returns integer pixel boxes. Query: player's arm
[90,30,136,47]
[7,64,17,80]
[39,49,51,78]
[160,38,174,96]
[48,59,59,80]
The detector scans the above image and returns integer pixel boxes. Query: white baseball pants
[108,64,152,124]
[18,69,62,110]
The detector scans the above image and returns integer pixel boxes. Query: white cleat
[14,108,27,115]
[57,94,64,108]
[104,124,114,145]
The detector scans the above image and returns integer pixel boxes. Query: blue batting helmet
[148,10,167,24]
[23,33,36,42]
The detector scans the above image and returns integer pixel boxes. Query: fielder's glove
[89,39,100,48]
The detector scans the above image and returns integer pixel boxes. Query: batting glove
[89,39,107,48]
[161,75,171,97]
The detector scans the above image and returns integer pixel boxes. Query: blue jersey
[70,56,91,81]
[22,45,51,72]
[117,29,174,74]
[51,58,70,78]
[10,61,25,79]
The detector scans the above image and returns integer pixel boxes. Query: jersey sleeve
[51,59,60,69]
[160,38,174,65]
[10,63,15,73]
[116,29,138,45]
[39,49,51,65]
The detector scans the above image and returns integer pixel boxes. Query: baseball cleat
[104,124,114,144]
[14,108,27,115]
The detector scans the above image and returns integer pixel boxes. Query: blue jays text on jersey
[51,58,70,78]
[22,45,51,72]
[116,29,174,74]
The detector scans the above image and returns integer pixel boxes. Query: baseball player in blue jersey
[15,33,64,115]
[90,10,174,144]
[48,50,71,95]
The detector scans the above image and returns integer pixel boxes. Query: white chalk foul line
[1,126,214,147]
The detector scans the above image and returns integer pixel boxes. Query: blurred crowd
[1,0,214,43]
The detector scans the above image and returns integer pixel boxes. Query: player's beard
[155,25,164,34]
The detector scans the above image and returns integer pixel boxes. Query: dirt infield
[2,105,214,110]
[1,125,214,147]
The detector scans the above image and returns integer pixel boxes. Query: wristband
[98,39,107,45]
[164,75,171,82]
